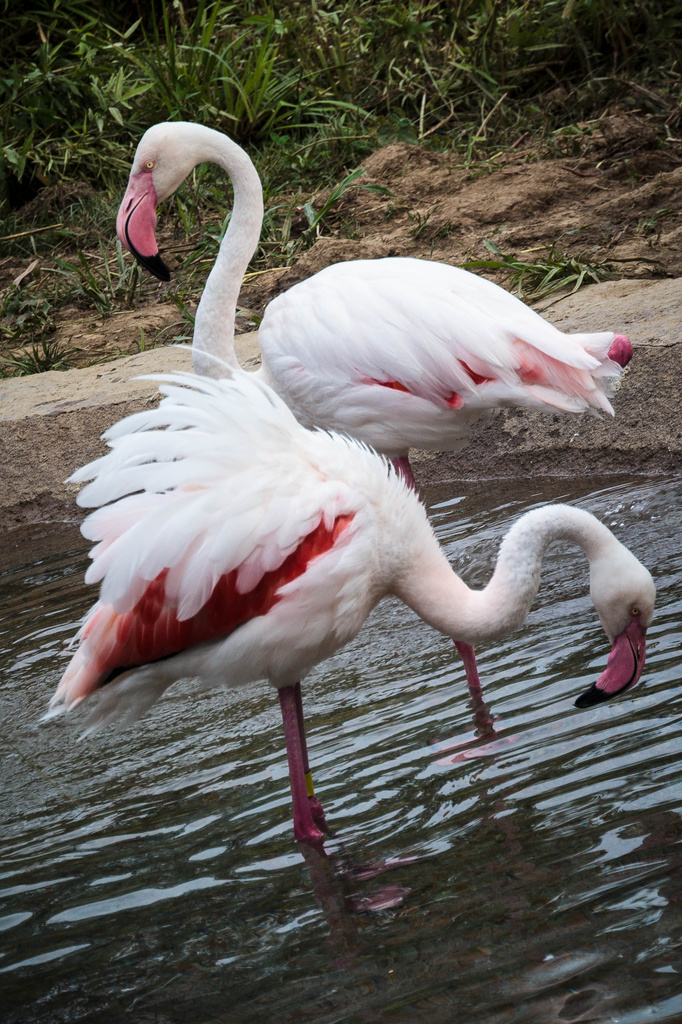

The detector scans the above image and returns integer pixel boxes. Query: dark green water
[1,478,681,1023]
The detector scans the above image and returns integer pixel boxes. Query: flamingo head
[116,122,210,282]
[575,543,655,708]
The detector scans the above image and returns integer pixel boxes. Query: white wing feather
[260,258,619,414]
[72,372,366,622]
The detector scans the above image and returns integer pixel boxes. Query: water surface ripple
[1,478,681,1023]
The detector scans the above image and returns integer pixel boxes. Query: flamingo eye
[145,160,155,170]
[631,606,640,616]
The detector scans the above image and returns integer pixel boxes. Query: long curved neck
[191,135,264,378]
[395,505,618,644]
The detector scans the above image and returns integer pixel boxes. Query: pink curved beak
[116,171,170,282]
[607,334,633,368]
[575,615,647,708]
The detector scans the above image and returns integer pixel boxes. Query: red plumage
[66,513,354,700]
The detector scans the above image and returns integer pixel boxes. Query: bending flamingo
[49,371,654,844]
[116,121,633,698]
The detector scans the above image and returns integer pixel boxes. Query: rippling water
[1,478,681,1024]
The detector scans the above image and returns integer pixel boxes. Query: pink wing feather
[51,373,359,710]
[55,515,354,706]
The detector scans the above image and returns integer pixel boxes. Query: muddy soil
[1,274,679,534]
[2,112,680,366]
[245,114,682,314]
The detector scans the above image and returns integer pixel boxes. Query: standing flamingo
[116,122,633,699]
[49,371,654,844]
[116,123,633,467]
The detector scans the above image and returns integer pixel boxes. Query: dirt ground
[2,111,680,365]
[245,113,682,313]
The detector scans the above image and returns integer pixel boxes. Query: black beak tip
[574,684,610,709]
[123,208,171,281]
[136,251,171,282]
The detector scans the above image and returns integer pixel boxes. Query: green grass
[464,240,619,300]
[1,0,680,367]
[0,336,77,376]
[0,287,54,344]
[3,0,681,204]
[51,242,142,315]
[298,169,393,247]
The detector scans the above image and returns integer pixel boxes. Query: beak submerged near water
[575,616,647,709]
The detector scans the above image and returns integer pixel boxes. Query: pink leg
[434,642,509,761]
[279,685,325,845]
[454,640,496,738]
[453,640,481,693]
[393,462,498,744]
[450,643,477,692]
[392,456,417,491]
[293,682,326,823]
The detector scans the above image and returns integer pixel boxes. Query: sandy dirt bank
[0,277,679,534]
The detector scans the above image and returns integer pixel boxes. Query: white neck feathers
[394,505,619,644]
[188,131,264,378]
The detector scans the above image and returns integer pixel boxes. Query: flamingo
[48,371,654,845]
[116,123,633,470]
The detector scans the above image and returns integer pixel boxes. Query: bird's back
[259,257,628,456]
[50,373,411,716]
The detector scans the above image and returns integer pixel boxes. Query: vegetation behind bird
[1,0,680,373]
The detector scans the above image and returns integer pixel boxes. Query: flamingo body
[60,514,353,704]
[259,256,626,456]
[53,374,389,722]
[50,372,655,842]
